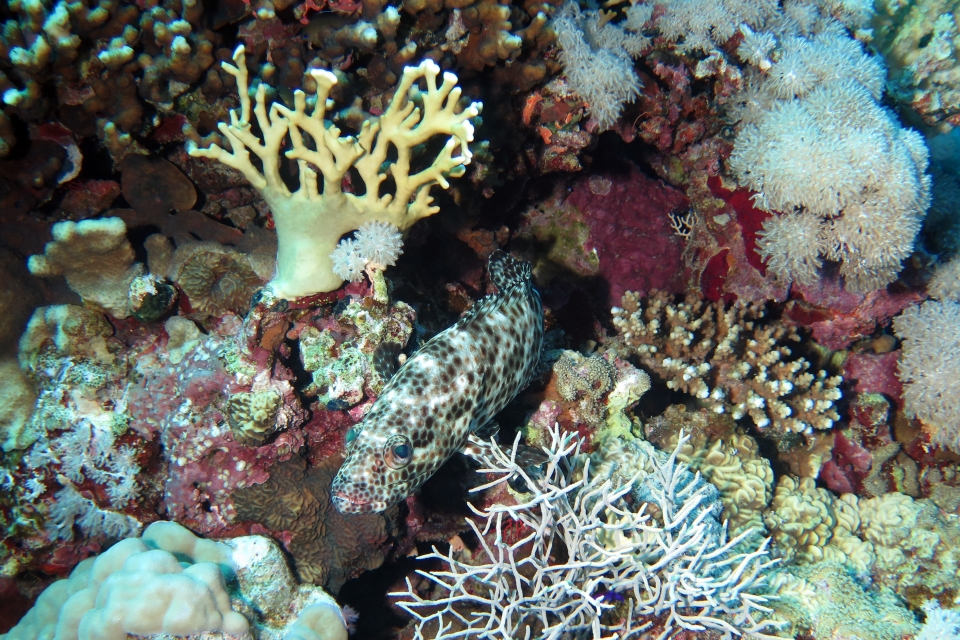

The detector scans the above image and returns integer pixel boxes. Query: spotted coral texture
[554,350,615,428]
[299,298,416,407]
[225,390,282,446]
[175,246,263,318]
[232,456,394,592]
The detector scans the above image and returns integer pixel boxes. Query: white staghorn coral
[392,425,784,639]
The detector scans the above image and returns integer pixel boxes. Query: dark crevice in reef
[337,555,432,639]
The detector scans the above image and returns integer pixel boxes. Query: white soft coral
[331,222,404,283]
[728,24,930,292]
[331,238,368,283]
[354,221,404,268]
[894,300,960,453]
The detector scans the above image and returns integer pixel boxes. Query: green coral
[299,298,415,408]
[217,339,257,380]
[770,562,919,640]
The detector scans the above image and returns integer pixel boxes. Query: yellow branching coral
[188,45,482,299]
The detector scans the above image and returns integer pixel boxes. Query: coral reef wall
[3,0,960,637]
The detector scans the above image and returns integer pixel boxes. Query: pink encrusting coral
[515,164,688,309]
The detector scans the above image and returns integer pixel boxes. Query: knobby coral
[27,218,144,319]
[612,290,842,440]
[188,45,482,299]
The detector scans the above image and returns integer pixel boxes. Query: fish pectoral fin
[462,433,492,463]
[513,444,550,467]
[373,341,405,381]
[473,420,499,440]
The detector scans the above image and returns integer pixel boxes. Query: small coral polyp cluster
[4,0,960,637]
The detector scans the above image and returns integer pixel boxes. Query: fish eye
[345,428,358,444]
[383,435,413,469]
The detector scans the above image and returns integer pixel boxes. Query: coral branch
[392,425,785,639]
[188,47,482,299]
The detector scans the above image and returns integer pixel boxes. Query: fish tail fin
[489,250,532,290]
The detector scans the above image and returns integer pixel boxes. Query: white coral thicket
[393,426,783,639]
[553,2,651,130]
[331,221,404,282]
[644,0,778,54]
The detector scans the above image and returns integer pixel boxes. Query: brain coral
[232,455,395,592]
[225,390,282,446]
[175,245,264,318]
[764,476,835,564]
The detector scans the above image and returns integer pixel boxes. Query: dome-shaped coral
[175,246,264,318]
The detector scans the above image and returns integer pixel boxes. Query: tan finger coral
[27,218,144,319]
[612,290,842,440]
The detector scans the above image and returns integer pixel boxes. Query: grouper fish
[332,251,544,513]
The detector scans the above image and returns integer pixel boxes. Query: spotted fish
[332,251,544,513]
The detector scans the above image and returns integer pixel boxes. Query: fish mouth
[332,490,388,514]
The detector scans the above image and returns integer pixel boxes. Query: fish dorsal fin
[373,341,404,381]
[489,250,532,291]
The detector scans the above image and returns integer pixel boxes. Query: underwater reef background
[2,0,960,637]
